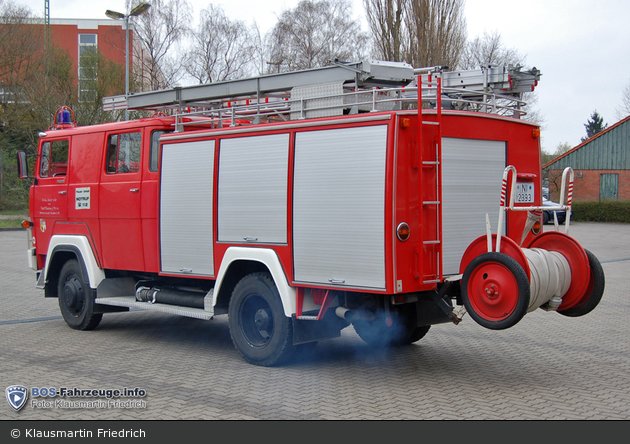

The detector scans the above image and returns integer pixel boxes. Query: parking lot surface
[1,223,629,420]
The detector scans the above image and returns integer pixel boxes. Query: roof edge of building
[543,114,630,170]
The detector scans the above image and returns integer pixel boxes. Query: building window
[0,86,15,104]
[78,34,98,102]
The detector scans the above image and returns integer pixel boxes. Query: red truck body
[19,64,604,366]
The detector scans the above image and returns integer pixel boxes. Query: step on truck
[17,61,605,366]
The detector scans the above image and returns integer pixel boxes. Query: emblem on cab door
[40,219,46,233]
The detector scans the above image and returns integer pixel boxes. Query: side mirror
[16,151,30,179]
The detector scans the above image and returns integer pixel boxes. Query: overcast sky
[17,0,630,153]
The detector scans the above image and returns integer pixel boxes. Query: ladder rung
[423,201,441,205]
[423,161,439,165]
[421,121,440,126]
[297,316,318,321]
[424,240,441,245]
[423,279,441,284]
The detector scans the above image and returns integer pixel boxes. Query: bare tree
[0,1,41,97]
[364,0,466,69]
[363,0,406,61]
[129,0,192,91]
[0,3,59,208]
[460,31,525,70]
[615,80,630,120]
[266,0,369,73]
[184,5,257,84]
[250,22,271,77]
[458,31,544,126]
[405,0,467,69]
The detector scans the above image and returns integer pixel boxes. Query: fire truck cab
[18,61,605,366]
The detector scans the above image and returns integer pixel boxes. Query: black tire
[228,273,295,366]
[405,325,431,344]
[558,249,605,317]
[543,211,550,225]
[353,304,418,347]
[461,252,530,330]
[57,259,102,331]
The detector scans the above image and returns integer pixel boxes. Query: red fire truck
[17,61,605,366]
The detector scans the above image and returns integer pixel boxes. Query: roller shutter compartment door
[160,140,215,277]
[293,125,388,290]
[441,138,506,276]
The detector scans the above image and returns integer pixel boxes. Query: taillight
[532,219,542,235]
[396,222,410,241]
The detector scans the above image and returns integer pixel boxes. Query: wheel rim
[466,261,519,321]
[62,274,86,317]
[239,293,274,349]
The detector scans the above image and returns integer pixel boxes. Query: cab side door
[98,131,145,271]
[33,138,70,254]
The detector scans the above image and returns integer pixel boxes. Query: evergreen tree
[581,110,607,142]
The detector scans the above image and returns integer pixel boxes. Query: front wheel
[57,259,102,331]
[228,273,295,366]
[405,325,431,344]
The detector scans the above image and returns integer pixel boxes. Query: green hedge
[571,200,630,223]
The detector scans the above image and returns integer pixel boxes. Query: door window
[150,130,172,172]
[106,132,142,174]
[40,140,69,177]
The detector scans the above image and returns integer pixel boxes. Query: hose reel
[458,166,605,330]
[459,232,603,330]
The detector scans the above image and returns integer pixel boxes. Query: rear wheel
[57,259,102,331]
[228,273,295,366]
[405,325,431,344]
[353,304,421,347]
[558,249,605,317]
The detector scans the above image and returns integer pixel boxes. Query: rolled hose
[522,248,572,312]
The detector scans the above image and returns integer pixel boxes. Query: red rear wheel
[558,249,605,317]
[462,252,530,330]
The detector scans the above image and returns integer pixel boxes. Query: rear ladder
[417,74,444,285]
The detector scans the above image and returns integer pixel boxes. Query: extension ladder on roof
[102,61,541,128]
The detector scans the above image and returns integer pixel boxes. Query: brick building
[0,18,130,101]
[543,115,630,202]
[47,19,130,100]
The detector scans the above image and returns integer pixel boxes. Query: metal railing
[168,81,533,132]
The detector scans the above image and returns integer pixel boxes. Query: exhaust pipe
[335,306,354,322]
[335,307,375,322]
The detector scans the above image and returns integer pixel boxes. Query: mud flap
[292,311,349,345]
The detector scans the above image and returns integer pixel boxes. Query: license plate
[515,182,535,203]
